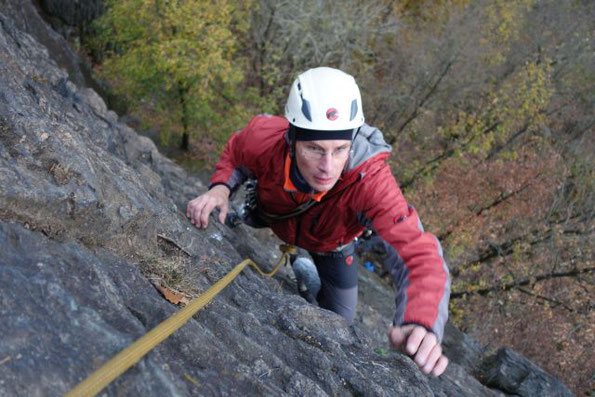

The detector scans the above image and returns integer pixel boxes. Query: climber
[187,67,450,377]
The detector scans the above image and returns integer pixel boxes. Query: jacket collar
[283,153,328,202]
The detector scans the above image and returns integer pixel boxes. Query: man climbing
[187,67,450,377]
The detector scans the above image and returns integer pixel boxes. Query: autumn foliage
[85,0,593,393]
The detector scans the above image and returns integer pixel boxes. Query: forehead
[297,139,351,150]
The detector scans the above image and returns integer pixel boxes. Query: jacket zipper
[290,172,364,247]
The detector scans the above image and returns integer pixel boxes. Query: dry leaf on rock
[151,280,190,305]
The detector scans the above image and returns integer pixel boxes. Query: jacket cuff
[208,182,232,192]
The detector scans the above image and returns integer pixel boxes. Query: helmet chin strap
[344,126,360,172]
[352,126,361,142]
[288,124,297,160]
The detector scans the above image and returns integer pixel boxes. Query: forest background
[72,0,593,393]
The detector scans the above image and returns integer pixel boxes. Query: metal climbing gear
[229,178,320,227]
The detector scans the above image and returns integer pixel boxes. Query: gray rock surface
[0,7,574,397]
[0,0,88,87]
[38,0,105,28]
[478,348,574,397]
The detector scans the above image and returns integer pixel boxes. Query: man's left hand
[388,324,448,377]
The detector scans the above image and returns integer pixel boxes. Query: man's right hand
[388,324,448,377]
[186,185,231,229]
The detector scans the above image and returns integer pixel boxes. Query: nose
[317,152,333,172]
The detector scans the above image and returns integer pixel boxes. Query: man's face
[294,139,351,192]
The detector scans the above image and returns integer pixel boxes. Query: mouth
[314,176,333,184]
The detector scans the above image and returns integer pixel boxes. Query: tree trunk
[179,84,190,151]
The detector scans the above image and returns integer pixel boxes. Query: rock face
[0,7,574,397]
[478,348,574,397]
[38,0,105,30]
[0,0,89,87]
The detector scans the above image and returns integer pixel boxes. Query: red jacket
[210,115,450,340]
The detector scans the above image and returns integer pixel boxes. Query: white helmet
[285,67,364,135]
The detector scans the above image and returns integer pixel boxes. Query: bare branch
[438,175,536,241]
[451,266,595,299]
[157,233,193,257]
[400,121,500,189]
[517,287,574,312]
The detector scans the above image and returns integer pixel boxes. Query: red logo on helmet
[345,255,354,265]
[326,108,339,121]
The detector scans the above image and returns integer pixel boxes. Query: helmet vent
[285,67,364,129]
[301,98,312,121]
[350,99,358,121]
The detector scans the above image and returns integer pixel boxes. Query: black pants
[308,243,359,324]
[238,193,360,323]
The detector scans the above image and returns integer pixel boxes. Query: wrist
[209,183,231,197]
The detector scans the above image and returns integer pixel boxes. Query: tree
[86,0,593,391]
[375,1,593,392]
[241,0,397,113]
[93,0,250,150]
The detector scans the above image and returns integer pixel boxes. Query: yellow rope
[66,244,296,397]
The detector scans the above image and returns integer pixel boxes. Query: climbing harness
[229,178,320,227]
[66,244,297,397]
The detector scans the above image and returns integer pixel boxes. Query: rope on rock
[66,244,297,397]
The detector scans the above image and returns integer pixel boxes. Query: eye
[309,146,324,154]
